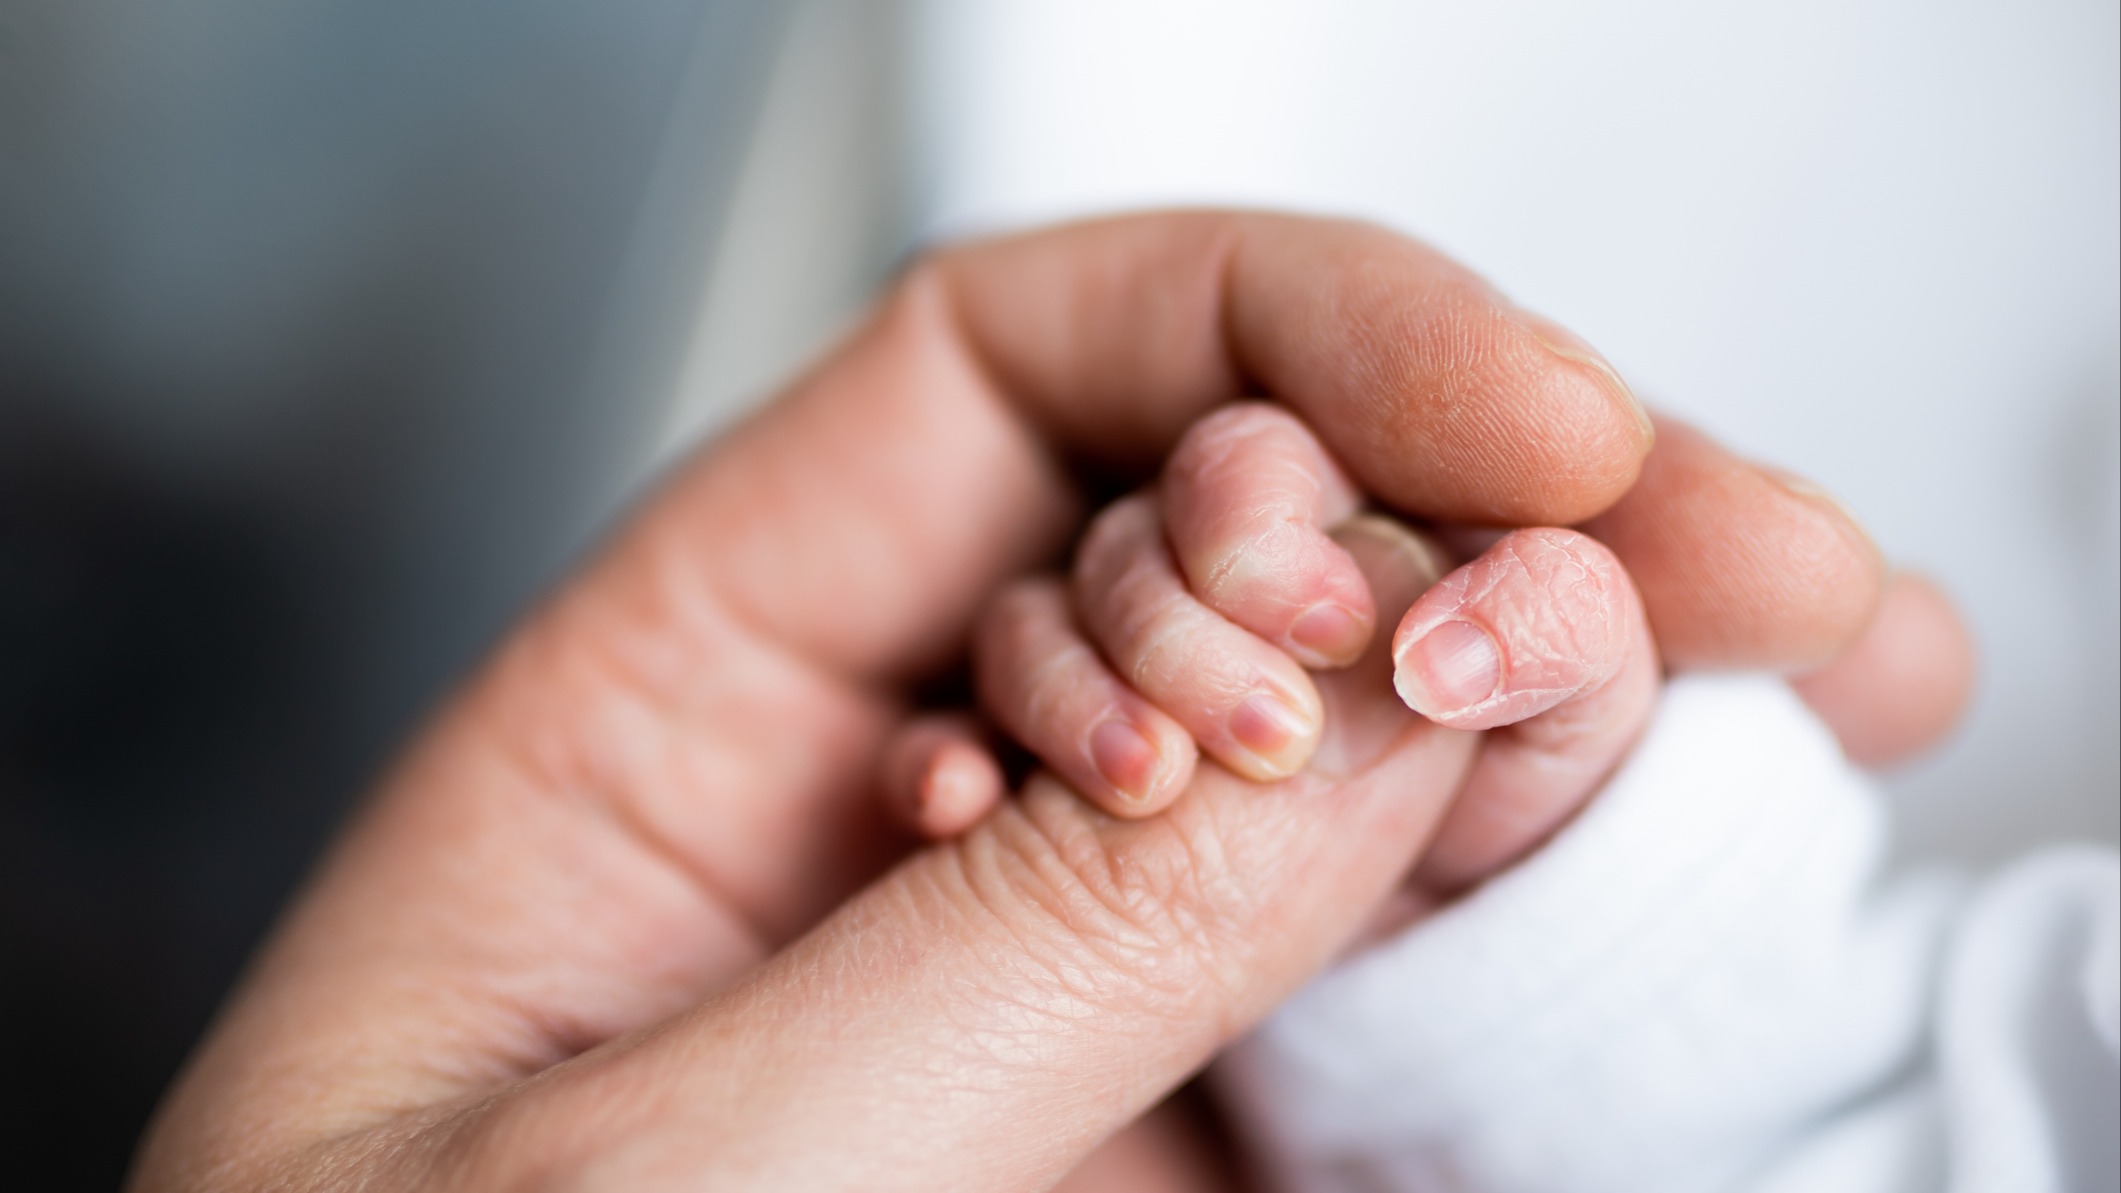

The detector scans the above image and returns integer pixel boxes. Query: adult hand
[131,213,1963,1192]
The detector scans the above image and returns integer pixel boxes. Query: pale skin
[129,213,1974,1192]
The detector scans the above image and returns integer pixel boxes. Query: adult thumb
[451,530,1475,1192]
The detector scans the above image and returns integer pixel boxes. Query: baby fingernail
[1394,620,1502,717]
[1229,692,1315,775]
[1290,600,1368,662]
[1090,718,1164,803]
[1519,310,1654,448]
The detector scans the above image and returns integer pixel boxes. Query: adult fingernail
[1394,620,1502,717]
[1520,310,1654,448]
[1090,718,1164,803]
[1290,600,1369,663]
[1766,467,1858,523]
[1229,692,1316,777]
[1764,467,1885,569]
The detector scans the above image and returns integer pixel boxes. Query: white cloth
[1214,675,2120,1193]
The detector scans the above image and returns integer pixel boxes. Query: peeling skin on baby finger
[1390,529,1631,730]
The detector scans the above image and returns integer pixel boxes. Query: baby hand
[881,401,1659,898]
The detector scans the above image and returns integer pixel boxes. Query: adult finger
[1544,414,1976,768]
[1391,528,1660,893]
[1074,494,1325,782]
[1580,415,1883,672]
[1792,572,1976,767]
[1161,401,1374,667]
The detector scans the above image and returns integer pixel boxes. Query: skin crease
[128,212,1972,1193]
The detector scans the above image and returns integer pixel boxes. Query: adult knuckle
[953,785,1242,1019]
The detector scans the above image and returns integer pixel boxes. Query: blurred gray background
[0,0,909,1180]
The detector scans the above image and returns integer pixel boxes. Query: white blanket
[1215,675,2120,1193]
